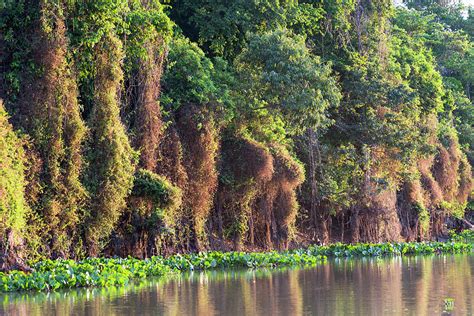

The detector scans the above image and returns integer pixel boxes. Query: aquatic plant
[306,241,472,258]
[0,250,325,292]
[1,240,472,293]
[162,250,325,271]
[0,257,172,292]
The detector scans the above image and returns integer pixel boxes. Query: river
[1,254,472,315]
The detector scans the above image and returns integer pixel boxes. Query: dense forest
[0,0,472,265]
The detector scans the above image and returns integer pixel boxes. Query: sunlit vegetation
[1,239,471,292]
[0,249,326,292]
[0,101,28,251]
[0,0,472,273]
[308,241,472,257]
[449,229,474,243]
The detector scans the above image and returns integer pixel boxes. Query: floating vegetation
[0,250,325,292]
[0,257,171,292]
[1,239,472,293]
[306,241,472,257]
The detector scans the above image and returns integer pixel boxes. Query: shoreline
[1,240,472,293]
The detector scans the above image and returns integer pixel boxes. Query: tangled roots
[456,155,473,203]
[217,136,274,250]
[397,179,430,241]
[433,139,461,202]
[259,145,305,250]
[177,105,219,250]
[418,156,444,207]
[352,187,402,243]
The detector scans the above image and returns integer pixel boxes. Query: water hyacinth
[0,250,326,292]
[0,257,172,292]
[163,250,326,271]
[306,241,473,258]
[0,240,471,293]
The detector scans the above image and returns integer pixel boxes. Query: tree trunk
[308,129,318,231]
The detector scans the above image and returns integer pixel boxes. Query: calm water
[1,255,473,315]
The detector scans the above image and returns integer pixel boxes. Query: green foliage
[0,0,473,260]
[307,241,472,257]
[133,169,181,208]
[0,101,28,238]
[161,36,234,114]
[170,0,294,59]
[312,144,364,213]
[1,240,471,292]
[84,33,137,256]
[0,1,39,101]
[393,6,474,163]
[68,0,172,115]
[132,169,182,227]
[161,37,217,108]
[452,88,474,162]
[162,249,326,271]
[235,29,341,134]
[439,200,466,219]
[0,249,326,292]
[448,229,474,243]
[414,202,430,235]
[285,2,324,37]
[390,23,445,114]
[0,257,173,292]
[66,0,129,104]
[123,0,173,73]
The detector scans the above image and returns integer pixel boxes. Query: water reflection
[1,255,472,315]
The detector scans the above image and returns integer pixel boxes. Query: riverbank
[1,240,472,292]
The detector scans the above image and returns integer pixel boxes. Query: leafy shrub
[132,169,182,210]
[449,230,474,243]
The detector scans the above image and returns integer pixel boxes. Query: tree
[0,100,28,254]
[170,0,295,60]
[235,29,341,135]
[124,0,173,170]
[162,37,225,250]
[85,33,136,256]
[0,1,87,257]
